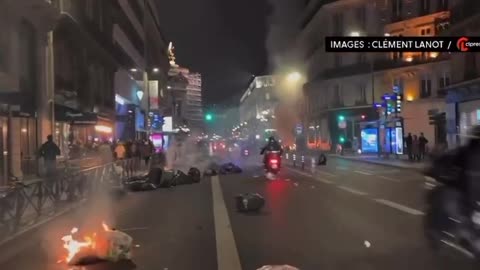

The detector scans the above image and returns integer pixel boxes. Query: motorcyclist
[260,136,283,165]
[429,125,480,251]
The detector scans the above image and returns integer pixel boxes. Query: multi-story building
[239,75,278,140]
[112,0,169,141]
[443,0,480,147]
[166,45,204,132]
[184,72,203,129]
[297,0,454,151]
[297,0,384,150]
[51,0,120,155]
[376,0,452,146]
[0,1,59,181]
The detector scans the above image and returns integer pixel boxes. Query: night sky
[156,0,271,106]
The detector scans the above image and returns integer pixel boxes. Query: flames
[59,222,111,264]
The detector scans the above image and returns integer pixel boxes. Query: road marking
[338,186,368,196]
[211,175,242,270]
[378,175,399,182]
[316,170,337,177]
[289,168,333,185]
[289,168,312,178]
[316,178,333,184]
[354,170,373,176]
[373,199,424,216]
[336,166,348,171]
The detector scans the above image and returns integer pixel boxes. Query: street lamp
[136,90,144,101]
[286,72,301,83]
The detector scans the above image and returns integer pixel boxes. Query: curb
[327,154,426,171]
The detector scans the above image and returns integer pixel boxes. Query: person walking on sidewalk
[405,133,413,161]
[419,132,429,160]
[412,135,420,161]
[38,135,61,178]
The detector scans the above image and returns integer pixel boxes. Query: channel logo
[457,37,469,52]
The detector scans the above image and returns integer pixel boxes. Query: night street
[0,156,476,270]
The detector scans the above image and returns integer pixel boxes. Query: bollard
[293,154,296,167]
[286,153,289,160]
[311,157,316,173]
[301,155,305,170]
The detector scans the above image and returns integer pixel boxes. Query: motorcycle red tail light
[270,159,278,164]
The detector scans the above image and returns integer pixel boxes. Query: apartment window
[333,13,343,35]
[357,52,366,64]
[438,71,451,89]
[392,0,403,20]
[332,85,342,106]
[419,0,431,15]
[393,77,404,94]
[420,74,432,98]
[334,54,341,67]
[420,28,431,36]
[356,6,367,29]
[0,27,8,72]
[85,0,94,20]
[437,0,448,11]
[358,84,367,104]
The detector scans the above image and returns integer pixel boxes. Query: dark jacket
[38,141,60,161]
[260,141,283,155]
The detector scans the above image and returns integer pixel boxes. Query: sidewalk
[329,153,427,171]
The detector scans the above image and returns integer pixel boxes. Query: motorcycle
[264,151,281,178]
[424,149,479,259]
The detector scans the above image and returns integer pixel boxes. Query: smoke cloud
[265,0,303,70]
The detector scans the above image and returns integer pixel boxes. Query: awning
[55,104,98,125]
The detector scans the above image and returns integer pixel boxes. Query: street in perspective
[1,0,480,269]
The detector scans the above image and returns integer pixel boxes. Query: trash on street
[59,222,133,265]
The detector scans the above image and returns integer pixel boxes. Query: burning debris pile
[59,222,133,266]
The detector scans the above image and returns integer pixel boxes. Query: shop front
[54,104,113,159]
[445,79,480,147]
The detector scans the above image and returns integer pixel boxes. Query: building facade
[51,0,119,156]
[297,0,384,150]
[377,0,452,147]
[184,72,203,129]
[0,0,59,182]
[112,0,169,141]
[297,0,455,151]
[444,0,480,147]
[238,75,278,140]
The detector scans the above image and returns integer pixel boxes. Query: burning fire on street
[58,222,133,265]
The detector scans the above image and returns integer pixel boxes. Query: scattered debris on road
[59,222,133,266]
[235,193,265,212]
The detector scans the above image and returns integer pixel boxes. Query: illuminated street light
[136,90,144,101]
[153,68,159,72]
[130,68,138,72]
[286,72,301,83]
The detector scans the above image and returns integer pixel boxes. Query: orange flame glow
[59,222,111,264]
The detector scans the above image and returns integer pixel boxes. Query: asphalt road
[0,154,477,270]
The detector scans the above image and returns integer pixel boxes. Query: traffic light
[361,115,366,120]
[338,115,345,121]
[205,113,213,121]
[339,136,345,143]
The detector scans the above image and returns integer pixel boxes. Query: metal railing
[0,156,154,242]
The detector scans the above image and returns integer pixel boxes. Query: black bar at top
[325,36,480,52]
